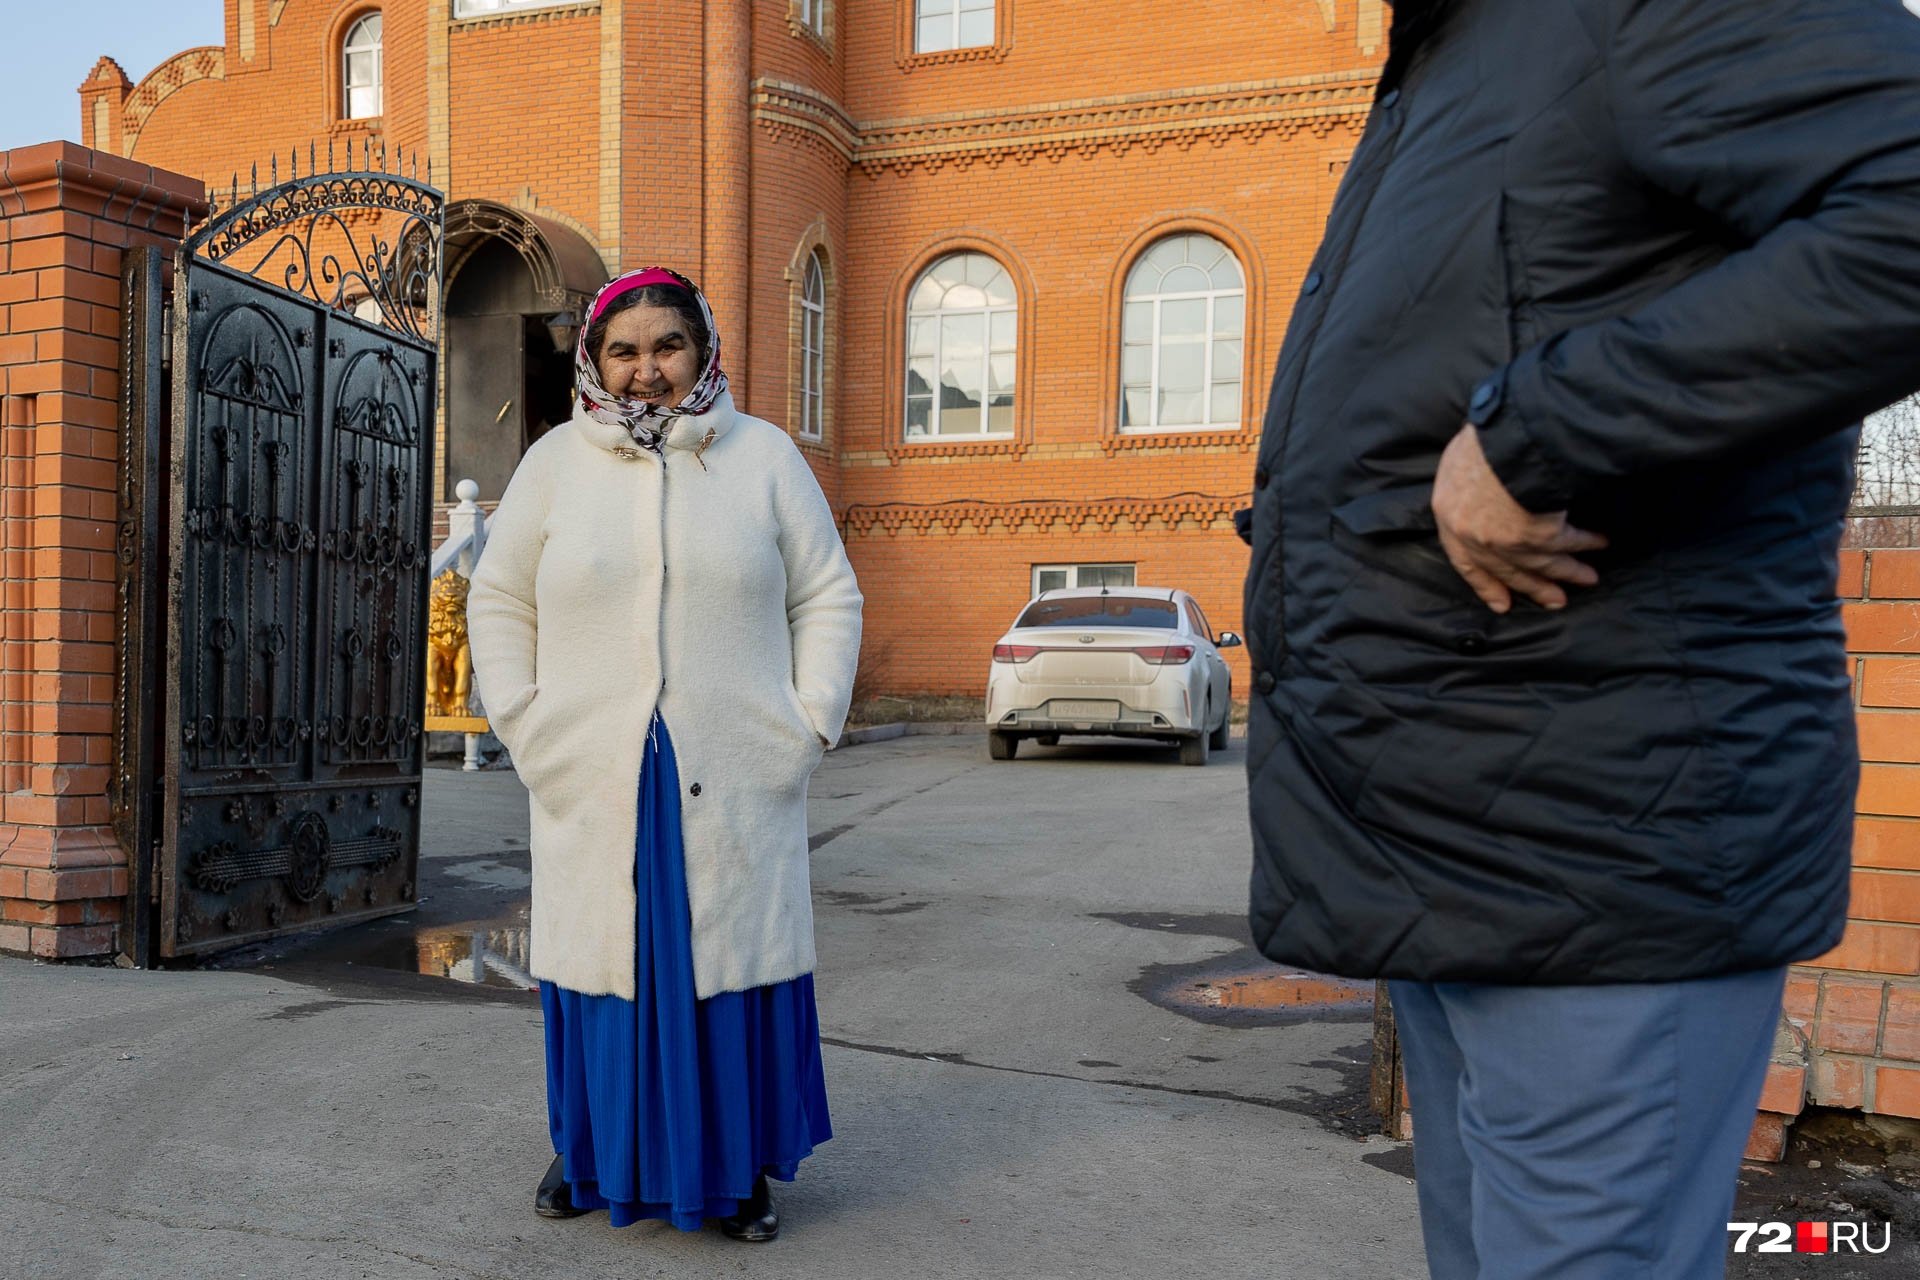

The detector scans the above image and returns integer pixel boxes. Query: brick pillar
[703,0,752,405]
[0,142,204,960]
[77,58,133,157]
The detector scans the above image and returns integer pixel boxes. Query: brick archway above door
[440,200,609,504]
[443,200,608,329]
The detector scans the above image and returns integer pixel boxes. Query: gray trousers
[1390,968,1786,1280]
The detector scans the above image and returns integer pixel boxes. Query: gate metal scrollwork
[118,152,442,961]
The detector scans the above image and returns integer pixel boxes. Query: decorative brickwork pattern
[0,142,205,960]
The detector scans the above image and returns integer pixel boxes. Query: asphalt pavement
[0,732,1427,1280]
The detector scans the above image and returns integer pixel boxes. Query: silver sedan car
[983,587,1241,765]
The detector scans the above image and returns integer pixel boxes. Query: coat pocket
[1329,486,1436,539]
[495,685,581,814]
[488,682,540,746]
[780,685,828,757]
[1327,486,1477,620]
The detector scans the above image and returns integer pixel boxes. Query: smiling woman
[467,265,863,1243]
[584,286,709,409]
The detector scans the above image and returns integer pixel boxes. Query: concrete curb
[837,721,1248,748]
[836,720,986,748]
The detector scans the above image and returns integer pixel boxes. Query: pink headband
[588,267,693,324]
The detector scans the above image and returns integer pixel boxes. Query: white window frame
[799,0,828,39]
[1031,563,1137,597]
[452,0,584,17]
[904,253,1017,442]
[915,0,996,53]
[1120,235,1246,434]
[799,253,826,441]
[342,13,384,121]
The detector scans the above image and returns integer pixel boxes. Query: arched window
[342,13,383,120]
[799,252,826,440]
[1120,233,1245,432]
[905,253,1016,439]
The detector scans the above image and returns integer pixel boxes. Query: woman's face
[595,303,702,409]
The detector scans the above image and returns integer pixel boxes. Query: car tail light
[993,644,1042,664]
[1134,645,1196,665]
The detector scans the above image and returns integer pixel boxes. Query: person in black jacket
[1243,1,1920,1275]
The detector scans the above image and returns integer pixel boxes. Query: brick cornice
[0,142,206,222]
[752,80,860,164]
[839,495,1247,537]
[753,70,1377,177]
[858,71,1376,174]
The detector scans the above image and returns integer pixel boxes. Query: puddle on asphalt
[412,920,537,990]
[311,906,538,993]
[1092,910,1376,1028]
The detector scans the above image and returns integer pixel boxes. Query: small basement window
[1031,563,1136,596]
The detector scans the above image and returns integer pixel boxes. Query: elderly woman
[467,267,862,1243]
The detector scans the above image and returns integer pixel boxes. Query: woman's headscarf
[576,267,729,454]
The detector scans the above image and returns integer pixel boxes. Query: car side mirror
[1217,632,1244,649]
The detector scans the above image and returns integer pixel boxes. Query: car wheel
[1209,692,1230,751]
[1036,734,1060,747]
[988,731,1019,761]
[1179,729,1209,767]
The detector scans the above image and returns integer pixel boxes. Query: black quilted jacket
[1245,0,1920,983]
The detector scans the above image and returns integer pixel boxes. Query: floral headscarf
[577,267,729,454]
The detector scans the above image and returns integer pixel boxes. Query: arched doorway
[441,202,608,501]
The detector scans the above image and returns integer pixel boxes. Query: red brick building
[78,0,1393,694]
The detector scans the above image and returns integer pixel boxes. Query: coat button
[689,782,702,797]
[1454,631,1490,657]
[1255,671,1276,695]
[1302,271,1323,296]
[1379,89,1401,110]
[1254,466,1270,490]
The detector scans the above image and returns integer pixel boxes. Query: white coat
[466,392,862,999]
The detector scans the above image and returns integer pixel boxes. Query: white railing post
[450,477,487,577]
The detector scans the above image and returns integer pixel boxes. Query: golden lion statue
[427,569,473,718]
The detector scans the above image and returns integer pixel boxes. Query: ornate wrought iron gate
[115,159,443,963]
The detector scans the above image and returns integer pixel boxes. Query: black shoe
[715,1174,779,1242]
[536,1154,586,1219]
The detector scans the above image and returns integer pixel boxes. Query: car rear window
[1016,596,1179,629]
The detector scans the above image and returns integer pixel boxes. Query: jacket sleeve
[775,442,864,747]
[465,444,549,750]
[1474,0,1920,510]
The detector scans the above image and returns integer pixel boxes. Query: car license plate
[1051,700,1118,720]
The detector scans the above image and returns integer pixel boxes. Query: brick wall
[0,142,204,960]
[1747,548,1920,1157]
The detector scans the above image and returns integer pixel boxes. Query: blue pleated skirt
[539,715,832,1231]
